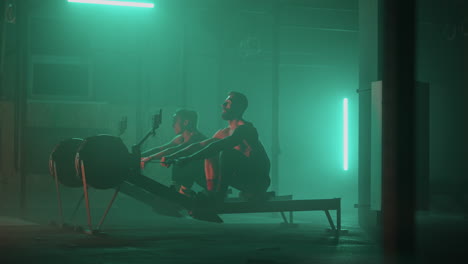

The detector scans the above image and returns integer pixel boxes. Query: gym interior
[0,0,467,263]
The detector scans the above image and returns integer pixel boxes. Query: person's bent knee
[219,149,243,162]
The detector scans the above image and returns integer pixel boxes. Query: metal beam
[217,198,341,214]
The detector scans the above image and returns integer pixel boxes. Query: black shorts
[172,160,206,188]
[219,149,271,193]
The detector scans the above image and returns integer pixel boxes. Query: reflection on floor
[1,210,380,264]
[0,210,466,264]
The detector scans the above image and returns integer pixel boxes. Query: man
[141,109,207,195]
[162,92,271,201]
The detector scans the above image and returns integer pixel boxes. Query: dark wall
[277,1,359,209]
[416,0,468,211]
[358,0,468,236]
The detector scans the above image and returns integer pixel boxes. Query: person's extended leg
[187,155,224,223]
[204,154,220,192]
[173,160,205,197]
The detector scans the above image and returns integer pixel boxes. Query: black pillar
[382,0,416,261]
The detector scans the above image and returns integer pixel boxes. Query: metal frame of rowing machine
[218,197,344,238]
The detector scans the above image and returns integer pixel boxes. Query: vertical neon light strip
[67,0,155,8]
[343,98,349,171]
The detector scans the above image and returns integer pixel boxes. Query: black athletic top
[230,122,270,171]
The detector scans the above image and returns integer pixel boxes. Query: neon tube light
[343,98,349,171]
[68,0,154,8]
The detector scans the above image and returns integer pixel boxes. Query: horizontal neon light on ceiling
[68,0,154,8]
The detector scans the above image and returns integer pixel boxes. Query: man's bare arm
[164,137,219,160]
[142,142,191,162]
[141,135,183,156]
[188,135,241,161]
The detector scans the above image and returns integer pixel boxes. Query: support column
[16,0,28,218]
[270,2,280,194]
[382,0,416,260]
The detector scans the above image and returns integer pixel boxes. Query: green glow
[343,98,348,171]
[67,0,154,8]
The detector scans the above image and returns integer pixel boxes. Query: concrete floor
[0,209,382,264]
[0,208,466,264]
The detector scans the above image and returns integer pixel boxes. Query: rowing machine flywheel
[75,135,136,189]
[49,138,84,188]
